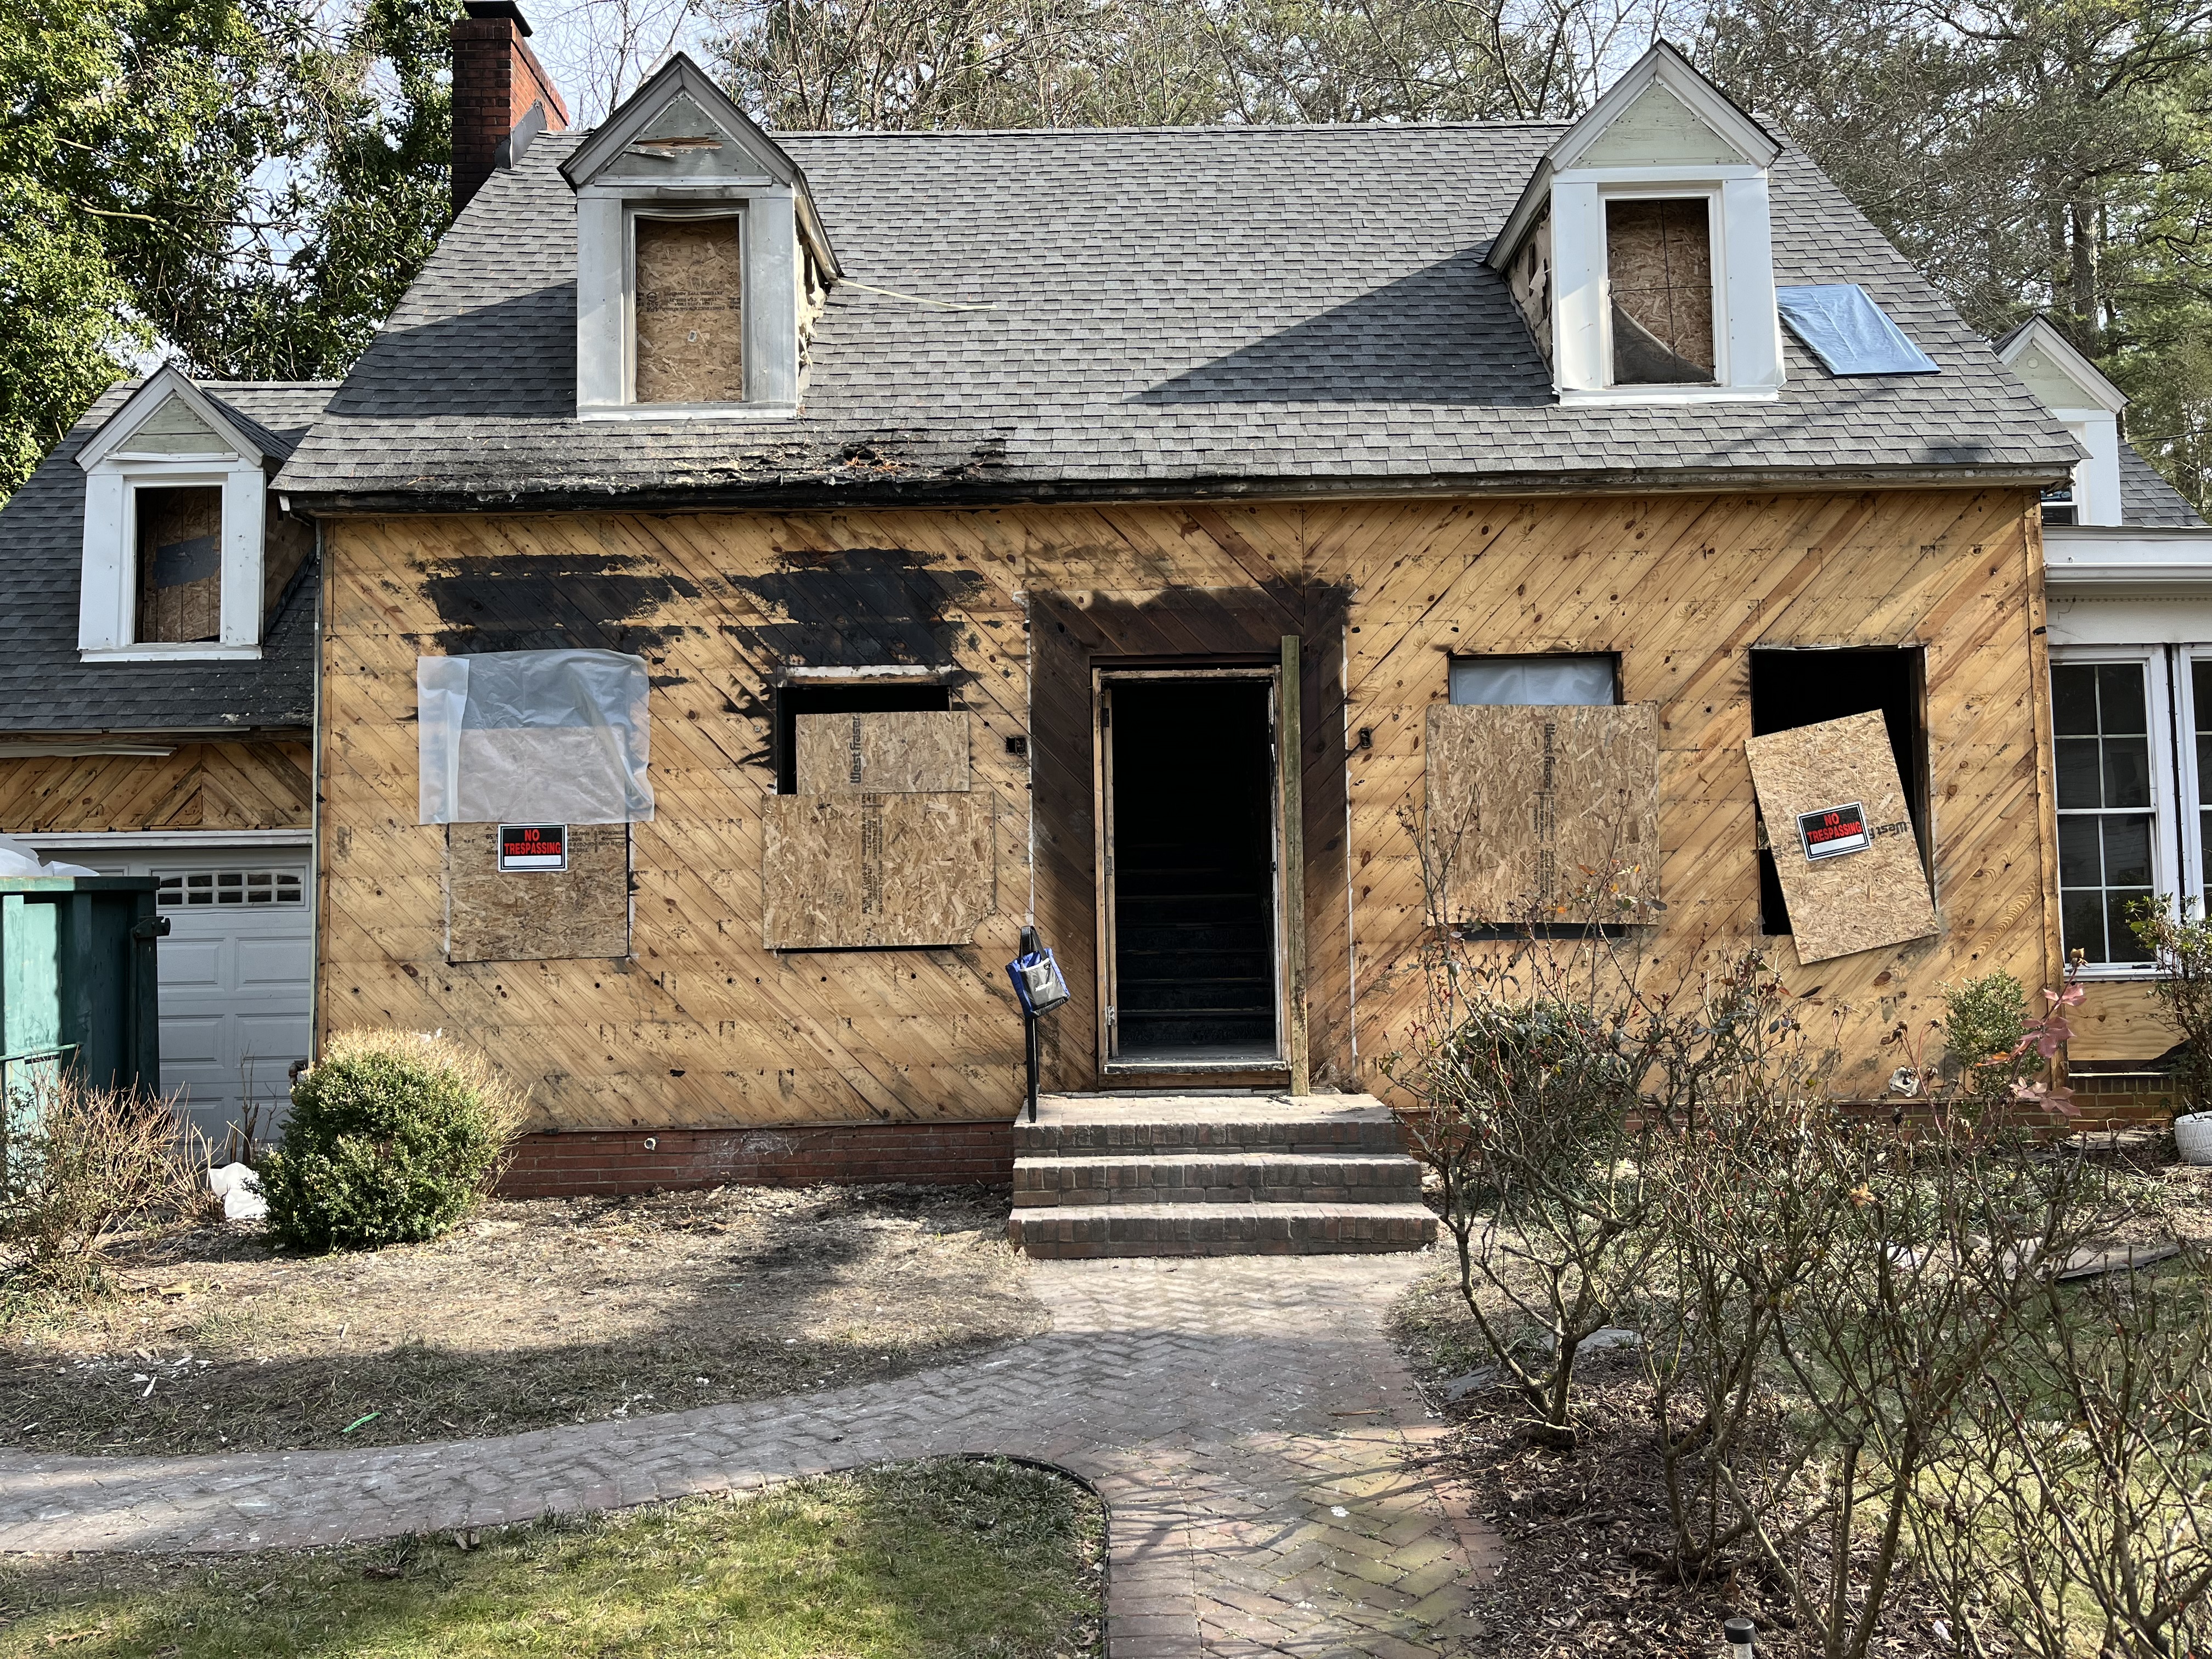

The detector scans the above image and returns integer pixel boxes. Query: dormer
[561,55,840,421]
[72,368,306,662]
[1488,43,1785,405]
[1996,317,2125,527]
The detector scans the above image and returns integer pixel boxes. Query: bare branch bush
[0,1073,196,1302]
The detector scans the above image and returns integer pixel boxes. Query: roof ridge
[766,119,1573,138]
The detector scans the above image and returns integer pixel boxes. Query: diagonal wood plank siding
[320,488,2055,1128]
[0,743,312,833]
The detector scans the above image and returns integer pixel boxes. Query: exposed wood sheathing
[1425,702,1661,923]
[1745,711,1939,963]
[446,822,631,963]
[761,793,995,948]
[318,489,2052,1130]
[634,216,742,404]
[0,743,312,833]
[135,486,223,642]
[794,711,970,794]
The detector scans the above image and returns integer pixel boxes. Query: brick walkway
[0,1256,1496,1657]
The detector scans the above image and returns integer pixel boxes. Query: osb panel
[1607,198,1713,377]
[1425,702,1660,922]
[1745,712,1937,964]
[447,823,631,963]
[318,487,2050,1133]
[136,486,223,643]
[761,793,994,949]
[2071,981,2181,1063]
[0,743,312,833]
[634,217,742,404]
[794,711,970,795]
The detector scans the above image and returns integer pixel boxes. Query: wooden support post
[1280,635,1309,1097]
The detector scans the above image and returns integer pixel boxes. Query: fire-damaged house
[5,13,2176,1253]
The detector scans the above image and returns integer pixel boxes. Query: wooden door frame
[1091,663,1285,1075]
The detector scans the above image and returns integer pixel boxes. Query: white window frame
[2177,645,2212,918]
[2050,644,2181,977]
[77,456,267,662]
[623,203,748,408]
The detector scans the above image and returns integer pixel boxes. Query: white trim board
[25,830,312,850]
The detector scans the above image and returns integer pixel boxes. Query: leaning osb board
[762,793,994,949]
[446,823,630,963]
[1425,703,1661,923]
[1745,711,1937,965]
[794,712,970,795]
[634,217,742,404]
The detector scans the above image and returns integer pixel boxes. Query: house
[2001,318,2212,1107]
[2,14,2124,1233]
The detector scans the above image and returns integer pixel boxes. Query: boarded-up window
[1743,711,1937,964]
[1425,703,1661,923]
[634,215,742,404]
[1607,198,1714,385]
[134,486,222,642]
[762,793,995,949]
[794,711,970,794]
[446,822,631,963]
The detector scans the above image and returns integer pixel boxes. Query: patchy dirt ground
[0,1184,1042,1458]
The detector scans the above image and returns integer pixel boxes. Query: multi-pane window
[2053,662,2155,964]
[2196,659,2212,918]
[156,870,304,907]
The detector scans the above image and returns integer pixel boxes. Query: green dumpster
[1,876,168,1114]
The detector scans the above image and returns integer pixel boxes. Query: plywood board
[634,216,742,404]
[1425,703,1661,923]
[136,486,222,642]
[1745,710,1937,964]
[447,822,630,963]
[794,711,970,795]
[762,792,994,949]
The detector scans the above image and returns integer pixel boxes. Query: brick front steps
[1007,1093,1437,1258]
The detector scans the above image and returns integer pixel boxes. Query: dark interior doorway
[1749,647,1927,935]
[1105,675,1278,1063]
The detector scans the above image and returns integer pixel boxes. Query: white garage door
[60,843,313,1148]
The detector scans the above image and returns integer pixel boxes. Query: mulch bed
[1,1183,1042,1457]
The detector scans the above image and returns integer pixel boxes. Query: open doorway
[1097,671,1280,1068]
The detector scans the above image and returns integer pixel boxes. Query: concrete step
[1007,1201,1439,1259]
[1011,1150,1424,1207]
[1015,1093,1407,1156]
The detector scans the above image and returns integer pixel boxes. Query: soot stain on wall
[421,555,701,654]
[727,548,987,668]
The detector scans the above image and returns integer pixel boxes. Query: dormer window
[1997,317,2128,528]
[563,55,839,421]
[1490,43,1784,405]
[73,367,287,662]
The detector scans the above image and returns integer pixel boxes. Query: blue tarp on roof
[1776,285,1940,376]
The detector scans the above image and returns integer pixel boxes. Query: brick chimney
[451,0,569,218]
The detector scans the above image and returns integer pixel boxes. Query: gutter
[278,460,2076,517]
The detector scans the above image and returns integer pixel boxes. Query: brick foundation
[498,1121,1018,1198]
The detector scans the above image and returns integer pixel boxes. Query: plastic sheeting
[1775,285,1940,376]
[417,650,653,826]
[1449,655,1616,707]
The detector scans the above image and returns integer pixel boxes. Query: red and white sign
[497,824,566,872]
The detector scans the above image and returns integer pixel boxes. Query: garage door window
[157,870,304,907]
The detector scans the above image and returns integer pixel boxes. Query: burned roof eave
[282,460,2074,517]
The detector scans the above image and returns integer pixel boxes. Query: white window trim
[77,456,267,661]
[2179,645,2212,918]
[2051,644,2181,977]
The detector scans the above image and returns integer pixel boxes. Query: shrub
[1940,970,2038,1111]
[0,1074,194,1299]
[260,1030,524,1251]
[2128,898,2212,1114]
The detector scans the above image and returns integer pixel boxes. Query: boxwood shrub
[261,1031,524,1251]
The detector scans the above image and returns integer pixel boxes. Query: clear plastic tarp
[1449,655,1616,707]
[1775,285,1940,376]
[417,650,653,826]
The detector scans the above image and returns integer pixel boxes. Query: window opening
[634,214,742,404]
[156,870,304,907]
[773,681,950,794]
[134,485,223,643]
[1606,198,1715,385]
[2053,661,2157,964]
[1107,677,1277,1062]
[1749,647,1926,935]
[1449,653,1618,707]
[2041,483,2078,527]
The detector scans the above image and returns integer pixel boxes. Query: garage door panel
[159,1015,225,1067]
[236,938,313,988]
[156,940,226,992]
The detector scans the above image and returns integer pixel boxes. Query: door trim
[1092,664,1287,1075]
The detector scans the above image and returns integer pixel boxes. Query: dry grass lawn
[1,1183,1041,1457]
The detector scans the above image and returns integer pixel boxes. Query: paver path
[0,1256,1496,1657]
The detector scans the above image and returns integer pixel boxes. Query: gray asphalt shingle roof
[275,123,2081,508]
[0,382,333,736]
[2119,445,2209,529]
